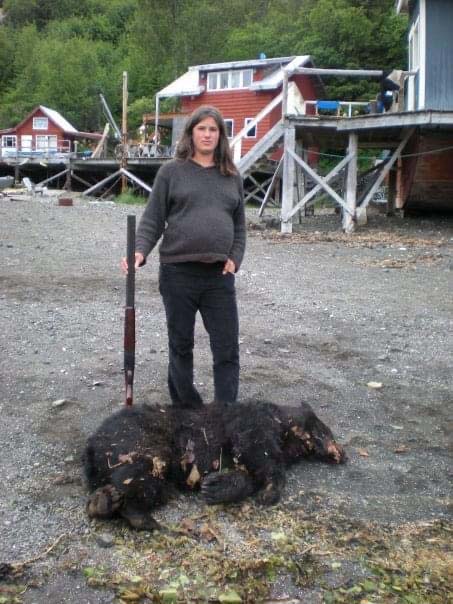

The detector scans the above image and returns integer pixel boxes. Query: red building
[147,56,323,162]
[0,105,101,158]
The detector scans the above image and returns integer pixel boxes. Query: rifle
[124,214,136,406]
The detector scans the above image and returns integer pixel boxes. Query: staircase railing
[235,121,285,175]
[230,90,284,163]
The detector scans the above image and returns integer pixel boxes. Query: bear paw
[86,485,122,519]
[121,505,162,531]
[202,470,254,505]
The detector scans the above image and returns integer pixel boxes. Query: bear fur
[84,400,345,530]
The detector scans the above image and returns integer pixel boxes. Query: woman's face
[191,116,220,158]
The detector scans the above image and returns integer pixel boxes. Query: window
[219,71,229,89]
[207,72,218,90]
[224,119,234,138]
[206,69,253,91]
[409,17,420,71]
[1,135,17,148]
[33,117,48,129]
[21,135,32,150]
[231,71,241,88]
[242,69,252,87]
[36,135,57,150]
[244,118,256,138]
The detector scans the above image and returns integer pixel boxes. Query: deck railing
[0,140,72,159]
[230,79,374,166]
[303,99,370,117]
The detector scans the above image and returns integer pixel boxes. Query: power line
[308,144,453,162]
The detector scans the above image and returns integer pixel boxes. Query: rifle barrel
[126,214,135,307]
[124,214,136,406]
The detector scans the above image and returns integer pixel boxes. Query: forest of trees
[0,0,408,134]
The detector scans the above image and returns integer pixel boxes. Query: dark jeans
[159,262,240,407]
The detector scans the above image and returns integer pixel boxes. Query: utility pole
[121,71,128,193]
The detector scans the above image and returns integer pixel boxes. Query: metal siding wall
[425,0,453,110]
[415,72,419,109]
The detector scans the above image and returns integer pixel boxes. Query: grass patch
[115,189,147,205]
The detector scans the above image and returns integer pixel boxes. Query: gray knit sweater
[135,159,246,270]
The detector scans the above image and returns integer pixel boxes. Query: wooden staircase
[236,121,284,176]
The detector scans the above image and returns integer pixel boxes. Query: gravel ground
[0,193,452,603]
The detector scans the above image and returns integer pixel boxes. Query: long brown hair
[175,105,237,176]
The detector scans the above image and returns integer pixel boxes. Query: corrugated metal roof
[40,106,78,133]
[157,70,205,99]
[191,56,297,72]
[157,55,314,99]
[250,55,312,91]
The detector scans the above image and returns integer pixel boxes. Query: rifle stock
[124,214,136,405]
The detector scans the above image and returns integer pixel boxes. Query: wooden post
[14,164,20,185]
[387,167,397,216]
[302,148,313,216]
[154,94,160,151]
[396,157,403,209]
[282,70,289,119]
[296,141,306,220]
[343,132,358,233]
[281,122,296,233]
[121,71,128,193]
[64,158,72,191]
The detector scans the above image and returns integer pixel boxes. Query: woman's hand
[222,258,236,274]
[121,252,144,274]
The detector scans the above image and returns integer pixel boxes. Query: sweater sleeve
[229,175,247,271]
[135,166,169,263]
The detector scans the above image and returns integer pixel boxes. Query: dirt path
[0,197,451,603]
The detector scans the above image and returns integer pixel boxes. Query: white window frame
[206,69,253,91]
[21,135,32,150]
[35,135,57,150]
[219,71,229,89]
[408,17,420,72]
[242,69,252,87]
[33,117,49,130]
[224,119,234,139]
[1,135,17,148]
[244,118,257,138]
[207,72,218,90]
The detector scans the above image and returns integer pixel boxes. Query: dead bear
[84,400,345,530]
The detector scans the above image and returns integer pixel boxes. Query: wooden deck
[276,109,453,230]
[288,109,453,147]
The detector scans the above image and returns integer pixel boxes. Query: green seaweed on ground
[2,502,451,603]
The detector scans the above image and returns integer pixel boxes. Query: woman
[122,105,246,407]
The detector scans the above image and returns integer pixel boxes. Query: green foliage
[0,26,15,89]
[128,97,154,132]
[0,0,408,132]
[115,188,146,205]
